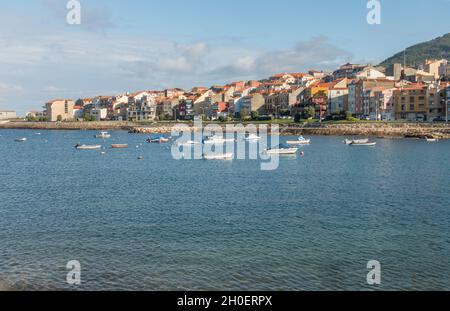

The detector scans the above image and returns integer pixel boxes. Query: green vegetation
[250,111,259,120]
[82,112,96,122]
[302,106,316,120]
[379,33,450,68]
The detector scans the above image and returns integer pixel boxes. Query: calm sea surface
[0,129,449,290]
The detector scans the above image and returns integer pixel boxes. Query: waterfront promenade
[1,121,449,139]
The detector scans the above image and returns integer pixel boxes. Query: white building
[0,110,17,120]
[356,67,386,80]
[329,88,349,114]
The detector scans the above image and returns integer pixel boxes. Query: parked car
[433,117,446,122]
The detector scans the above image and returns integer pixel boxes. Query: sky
[0,0,449,115]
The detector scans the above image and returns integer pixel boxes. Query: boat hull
[344,139,369,145]
[286,140,310,145]
[75,145,102,150]
[265,148,298,155]
[203,153,233,160]
[350,142,377,147]
[111,144,128,149]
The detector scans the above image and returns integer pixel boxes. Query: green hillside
[379,33,450,68]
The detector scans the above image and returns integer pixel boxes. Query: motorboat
[147,136,169,143]
[203,153,233,160]
[203,135,235,144]
[264,143,298,155]
[95,131,111,139]
[287,136,311,145]
[14,138,27,142]
[425,138,438,142]
[111,144,128,149]
[243,134,261,141]
[349,141,377,146]
[176,140,201,147]
[75,144,102,150]
[344,138,369,145]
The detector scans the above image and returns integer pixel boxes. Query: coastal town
[1,59,450,125]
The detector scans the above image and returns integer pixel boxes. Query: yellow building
[310,82,334,98]
[45,99,74,121]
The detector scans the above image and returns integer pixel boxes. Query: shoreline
[1,121,449,139]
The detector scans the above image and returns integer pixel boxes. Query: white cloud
[210,36,353,79]
[0,5,354,115]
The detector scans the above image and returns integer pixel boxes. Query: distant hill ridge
[379,33,450,68]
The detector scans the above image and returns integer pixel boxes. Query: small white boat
[75,144,102,150]
[244,134,261,141]
[95,131,111,139]
[204,135,235,144]
[203,153,233,160]
[344,138,369,145]
[426,138,438,142]
[264,144,298,155]
[111,144,128,149]
[287,136,311,145]
[35,133,41,136]
[14,138,27,142]
[147,136,169,143]
[349,141,377,147]
[176,140,201,147]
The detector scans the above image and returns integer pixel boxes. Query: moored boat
[14,138,27,142]
[349,141,377,146]
[147,136,169,143]
[287,136,311,145]
[75,144,102,150]
[344,138,369,145]
[264,143,298,155]
[95,131,111,139]
[176,140,200,147]
[203,153,233,160]
[244,134,261,141]
[425,137,438,142]
[204,135,235,144]
[111,144,128,149]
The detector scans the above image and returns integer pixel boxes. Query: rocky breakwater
[283,122,450,139]
[0,121,136,131]
[130,122,450,139]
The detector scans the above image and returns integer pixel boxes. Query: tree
[250,111,259,120]
[345,111,353,121]
[303,106,316,119]
[83,112,90,121]
[294,113,302,123]
[56,115,63,122]
[239,110,249,121]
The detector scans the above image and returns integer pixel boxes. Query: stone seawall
[1,121,449,138]
[130,122,450,139]
[0,121,135,131]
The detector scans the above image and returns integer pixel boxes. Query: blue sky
[0,0,449,115]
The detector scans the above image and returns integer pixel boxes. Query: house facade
[45,99,74,121]
[0,110,17,120]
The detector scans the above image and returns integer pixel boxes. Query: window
[64,103,68,114]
